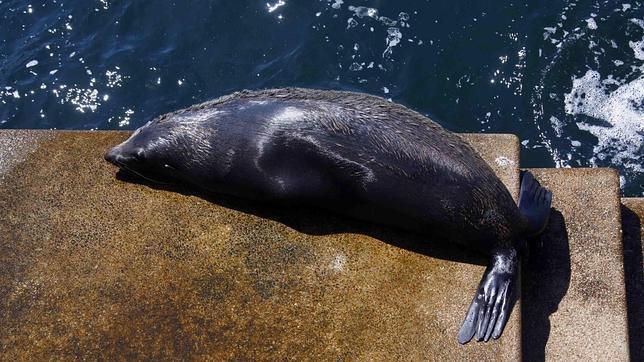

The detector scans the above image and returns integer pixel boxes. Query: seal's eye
[133,148,145,161]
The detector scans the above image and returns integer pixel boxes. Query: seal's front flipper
[457,250,518,344]
[518,170,552,236]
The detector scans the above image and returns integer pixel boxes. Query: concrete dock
[0,130,640,360]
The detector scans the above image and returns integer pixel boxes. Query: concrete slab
[523,169,629,361]
[621,198,643,361]
[0,130,520,360]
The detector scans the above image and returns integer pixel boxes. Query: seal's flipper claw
[458,251,518,344]
[492,285,513,340]
[519,170,552,236]
[484,289,503,341]
[457,294,480,344]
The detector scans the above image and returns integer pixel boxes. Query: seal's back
[156,88,523,248]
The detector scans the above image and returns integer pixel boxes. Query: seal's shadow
[116,170,486,266]
[620,205,644,361]
[521,209,571,361]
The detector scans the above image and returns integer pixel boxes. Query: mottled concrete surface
[523,169,628,361]
[0,130,521,360]
[621,198,643,362]
[0,130,53,180]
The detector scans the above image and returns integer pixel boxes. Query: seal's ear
[458,249,518,344]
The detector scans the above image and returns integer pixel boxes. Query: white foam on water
[630,18,644,28]
[550,115,564,137]
[330,0,344,10]
[383,27,402,57]
[564,70,644,172]
[629,38,644,60]
[629,18,644,62]
[266,0,285,13]
[339,5,417,61]
[534,4,644,192]
[348,5,378,19]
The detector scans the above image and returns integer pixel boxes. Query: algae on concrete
[0,130,521,360]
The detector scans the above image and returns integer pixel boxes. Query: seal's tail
[518,170,552,236]
[457,250,518,344]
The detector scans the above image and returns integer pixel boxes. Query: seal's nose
[104,146,145,166]
[104,147,122,165]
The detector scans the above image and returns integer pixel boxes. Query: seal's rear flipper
[457,250,518,344]
[518,170,552,236]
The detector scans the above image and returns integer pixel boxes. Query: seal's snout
[104,146,146,167]
[104,147,122,166]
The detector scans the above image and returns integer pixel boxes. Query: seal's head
[104,123,175,183]
[105,117,215,184]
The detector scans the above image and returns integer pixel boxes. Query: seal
[104,88,552,344]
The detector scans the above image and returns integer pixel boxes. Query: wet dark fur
[105,88,549,344]
[130,88,524,252]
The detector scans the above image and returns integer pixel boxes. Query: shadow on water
[521,209,571,362]
[116,169,488,267]
[621,205,644,361]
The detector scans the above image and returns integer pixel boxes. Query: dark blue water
[1,0,642,195]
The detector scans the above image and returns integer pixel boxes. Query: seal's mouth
[117,161,173,185]
[104,148,173,185]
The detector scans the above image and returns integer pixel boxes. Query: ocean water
[0,0,642,195]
